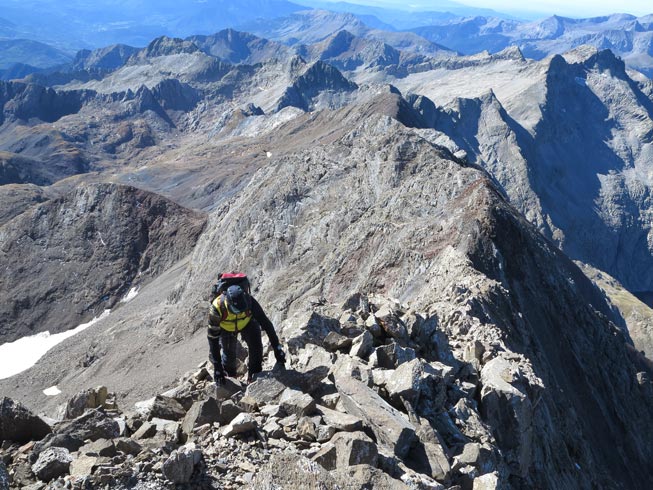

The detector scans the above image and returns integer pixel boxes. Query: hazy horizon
[307,0,652,18]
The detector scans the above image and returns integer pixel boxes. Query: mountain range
[1,5,653,490]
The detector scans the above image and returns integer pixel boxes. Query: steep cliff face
[0,183,206,343]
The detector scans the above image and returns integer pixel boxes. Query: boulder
[369,342,417,369]
[262,419,285,439]
[221,413,257,437]
[350,330,374,359]
[339,464,411,489]
[315,405,363,432]
[78,438,116,457]
[32,409,119,459]
[253,453,341,488]
[162,443,202,484]
[297,416,319,441]
[148,395,186,421]
[480,357,537,476]
[115,438,142,456]
[131,422,157,440]
[334,373,416,458]
[69,455,99,477]
[64,387,109,418]
[150,418,181,441]
[0,397,51,443]
[385,359,448,410]
[280,388,316,417]
[473,472,504,490]
[373,304,408,341]
[283,311,341,354]
[316,424,336,442]
[214,377,245,401]
[323,331,353,352]
[31,447,73,482]
[220,399,244,424]
[181,398,221,436]
[312,444,338,470]
[406,423,451,482]
[245,376,287,405]
[453,443,494,474]
[331,431,378,467]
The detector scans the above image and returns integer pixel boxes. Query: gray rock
[31,447,73,482]
[148,395,186,421]
[245,376,287,405]
[181,398,221,436]
[0,397,51,443]
[131,422,157,440]
[315,404,363,431]
[297,416,319,441]
[473,472,504,490]
[64,387,107,419]
[220,399,244,424]
[409,423,451,482]
[280,388,316,417]
[343,464,412,489]
[374,304,408,341]
[480,357,536,477]
[369,342,417,369]
[312,444,338,470]
[221,413,257,437]
[69,455,98,477]
[332,431,378,467]
[334,373,416,459]
[317,424,336,442]
[115,438,142,456]
[32,409,119,459]
[350,330,374,359]
[283,311,341,354]
[385,358,449,412]
[323,331,353,352]
[253,453,341,488]
[78,438,116,457]
[453,443,494,474]
[150,418,181,441]
[260,404,284,418]
[214,377,245,401]
[162,443,202,484]
[262,419,285,439]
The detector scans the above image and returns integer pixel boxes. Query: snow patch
[43,386,62,396]
[121,287,139,303]
[0,310,111,380]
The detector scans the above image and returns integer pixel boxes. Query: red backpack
[210,272,251,302]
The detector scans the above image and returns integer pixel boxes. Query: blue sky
[313,0,652,18]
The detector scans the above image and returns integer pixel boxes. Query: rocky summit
[0,7,653,490]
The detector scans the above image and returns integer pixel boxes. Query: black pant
[219,320,263,378]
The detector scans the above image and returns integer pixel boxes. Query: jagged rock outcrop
[277,60,358,111]
[0,183,206,342]
[72,44,139,72]
[189,29,292,65]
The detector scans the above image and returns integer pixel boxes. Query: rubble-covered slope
[166,117,653,488]
[1,114,652,488]
[0,182,206,343]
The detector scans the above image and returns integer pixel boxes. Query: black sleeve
[207,303,223,374]
[251,297,281,349]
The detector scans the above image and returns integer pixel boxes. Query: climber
[207,284,286,386]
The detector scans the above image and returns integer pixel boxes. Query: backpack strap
[218,295,229,322]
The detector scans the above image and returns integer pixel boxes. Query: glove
[214,370,226,386]
[274,345,286,365]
